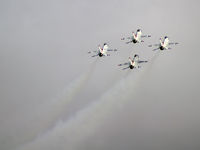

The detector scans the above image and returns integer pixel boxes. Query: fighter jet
[121,29,151,44]
[88,43,117,57]
[118,54,148,70]
[148,36,179,51]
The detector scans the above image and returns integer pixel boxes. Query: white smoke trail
[144,51,160,73]
[52,58,98,107]
[35,58,98,125]
[18,55,159,150]
[14,59,98,150]
[17,77,138,150]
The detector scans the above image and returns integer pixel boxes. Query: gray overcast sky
[0,0,200,150]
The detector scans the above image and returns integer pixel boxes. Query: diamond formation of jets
[88,43,117,57]
[118,54,148,70]
[148,36,179,51]
[87,29,178,71]
[121,29,151,44]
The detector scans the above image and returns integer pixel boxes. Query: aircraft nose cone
[134,54,138,58]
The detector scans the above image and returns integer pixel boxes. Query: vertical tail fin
[132,32,136,39]
[136,29,142,39]
[163,36,169,47]
[134,61,139,68]
[129,57,133,65]
[103,44,108,52]
[133,54,139,62]
[159,38,163,46]
[98,45,103,53]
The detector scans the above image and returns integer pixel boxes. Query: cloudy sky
[0,0,200,150]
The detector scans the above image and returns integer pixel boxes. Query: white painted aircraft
[88,43,117,57]
[148,36,179,51]
[118,54,148,70]
[121,29,151,44]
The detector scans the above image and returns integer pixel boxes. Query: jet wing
[141,35,151,38]
[138,60,148,64]
[148,44,160,47]
[122,66,130,70]
[92,54,99,57]
[88,50,98,54]
[169,42,179,45]
[107,49,117,52]
[118,62,129,66]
